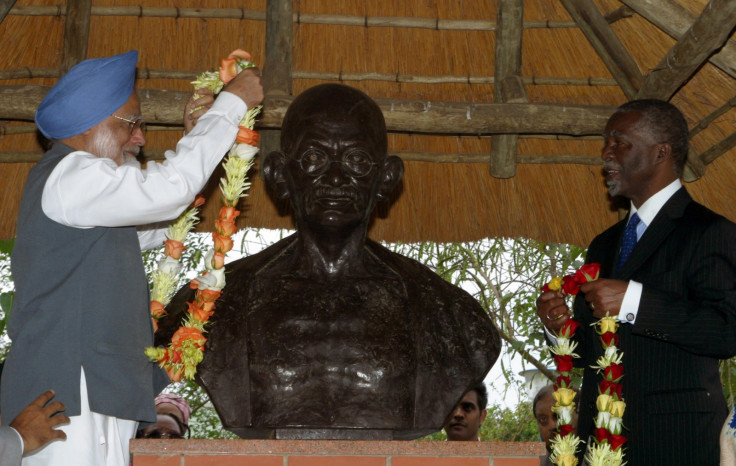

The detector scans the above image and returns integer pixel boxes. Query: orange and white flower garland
[144,49,261,382]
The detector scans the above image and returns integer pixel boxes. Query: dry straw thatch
[1,0,735,246]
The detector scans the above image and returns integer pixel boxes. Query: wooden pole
[61,0,92,73]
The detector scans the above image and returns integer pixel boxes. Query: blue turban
[35,50,138,140]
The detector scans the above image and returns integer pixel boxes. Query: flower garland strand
[144,49,261,382]
[542,263,601,466]
[148,195,205,333]
[585,315,627,465]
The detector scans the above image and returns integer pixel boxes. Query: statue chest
[242,276,417,427]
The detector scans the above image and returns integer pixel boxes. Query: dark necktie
[617,213,641,272]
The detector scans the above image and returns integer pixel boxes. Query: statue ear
[263,151,290,200]
[376,155,403,202]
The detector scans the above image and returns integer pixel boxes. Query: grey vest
[1,142,168,423]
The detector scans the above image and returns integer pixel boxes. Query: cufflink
[626,313,635,322]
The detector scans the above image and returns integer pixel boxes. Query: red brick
[131,454,181,466]
[392,457,489,466]
[493,458,540,466]
[185,455,282,466]
[289,455,387,466]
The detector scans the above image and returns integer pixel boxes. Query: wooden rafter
[0,0,17,24]
[260,0,293,177]
[636,0,736,100]
[621,0,736,80]
[0,85,615,135]
[490,0,526,179]
[61,0,92,72]
[700,131,736,165]
[560,0,643,99]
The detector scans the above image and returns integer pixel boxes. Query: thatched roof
[1,0,735,247]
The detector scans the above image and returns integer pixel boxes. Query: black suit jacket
[573,187,736,465]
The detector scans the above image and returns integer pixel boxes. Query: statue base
[131,439,546,466]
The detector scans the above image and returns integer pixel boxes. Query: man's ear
[653,143,672,162]
[376,155,403,202]
[479,408,487,426]
[263,151,290,200]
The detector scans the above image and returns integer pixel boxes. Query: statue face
[285,119,386,231]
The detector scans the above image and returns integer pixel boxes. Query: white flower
[608,416,623,435]
[604,345,618,360]
[193,268,226,291]
[157,255,182,277]
[554,405,574,425]
[550,338,579,357]
[229,141,259,162]
[595,410,611,429]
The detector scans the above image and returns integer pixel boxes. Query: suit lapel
[616,187,691,279]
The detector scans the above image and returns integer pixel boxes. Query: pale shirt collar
[628,179,682,228]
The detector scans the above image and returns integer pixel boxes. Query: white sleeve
[137,221,170,251]
[42,92,246,228]
[618,280,642,324]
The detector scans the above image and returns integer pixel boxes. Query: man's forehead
[460,390,479,407]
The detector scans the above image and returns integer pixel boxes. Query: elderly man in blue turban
[0,50,262,465]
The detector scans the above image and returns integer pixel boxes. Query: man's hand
[184,88,215,134]
[223,67,264,110]
[9,390,69,454]
[536,291,572,333]
[580,279,628,319]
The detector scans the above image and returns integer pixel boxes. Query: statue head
[264,84,403,232]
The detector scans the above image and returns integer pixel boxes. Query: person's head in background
[533,384,580,452]
[443,383,488,441]
[136,393,192,439]
[154,393,191,426]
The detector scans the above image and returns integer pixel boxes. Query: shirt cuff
[10,426,24,454]
[544,325,558,346]
[618,280,642,324]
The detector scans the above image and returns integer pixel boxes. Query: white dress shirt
[41,91,247,251]
[618,178,682,323]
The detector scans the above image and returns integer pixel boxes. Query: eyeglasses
[297,148,377,178]
[139,429,185,440]
[112,114,146,135]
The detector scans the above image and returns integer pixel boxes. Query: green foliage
[392,238,587,384]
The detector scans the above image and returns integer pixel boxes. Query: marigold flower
[547,276,562,291]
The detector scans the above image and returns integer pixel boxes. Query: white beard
[91,126,138,166]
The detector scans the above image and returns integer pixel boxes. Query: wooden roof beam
[0,85,616,136]
[560,0,643,100]
[62,0,91,72]
[491,0,526,179]
[260,0,293,177]
[621,0,736,79]
[636,0,736,101]
[0,0,18,25]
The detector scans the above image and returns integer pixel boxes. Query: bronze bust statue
[158,84,500,439]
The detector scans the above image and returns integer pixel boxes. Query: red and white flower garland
[542,263,627,465]
[144,49,261,382]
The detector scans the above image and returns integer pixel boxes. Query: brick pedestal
[131,439,546,466]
